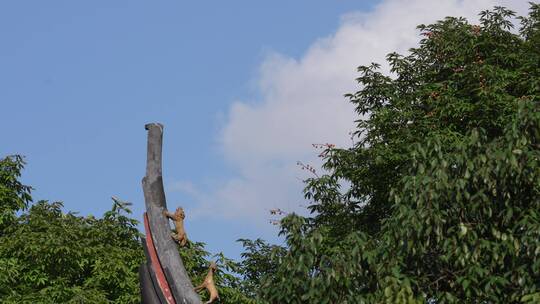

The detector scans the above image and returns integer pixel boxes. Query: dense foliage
[254,5,540,303]
[236,238,286,298]
[0,155,32,234]
[0,156,257,303]
[0,155,145,303]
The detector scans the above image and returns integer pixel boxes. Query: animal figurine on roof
[163,207,188,247]
[194,262,220,304]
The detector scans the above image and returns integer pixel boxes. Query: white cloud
[178,0,532,224]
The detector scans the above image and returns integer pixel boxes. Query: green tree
[0,156,32,234]
[256,4,540,303]
[236,238,286,298]
[0,167,145,303]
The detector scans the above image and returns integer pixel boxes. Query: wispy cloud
[175,0,531,225]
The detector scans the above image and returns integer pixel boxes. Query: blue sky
[0,0,530,260]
